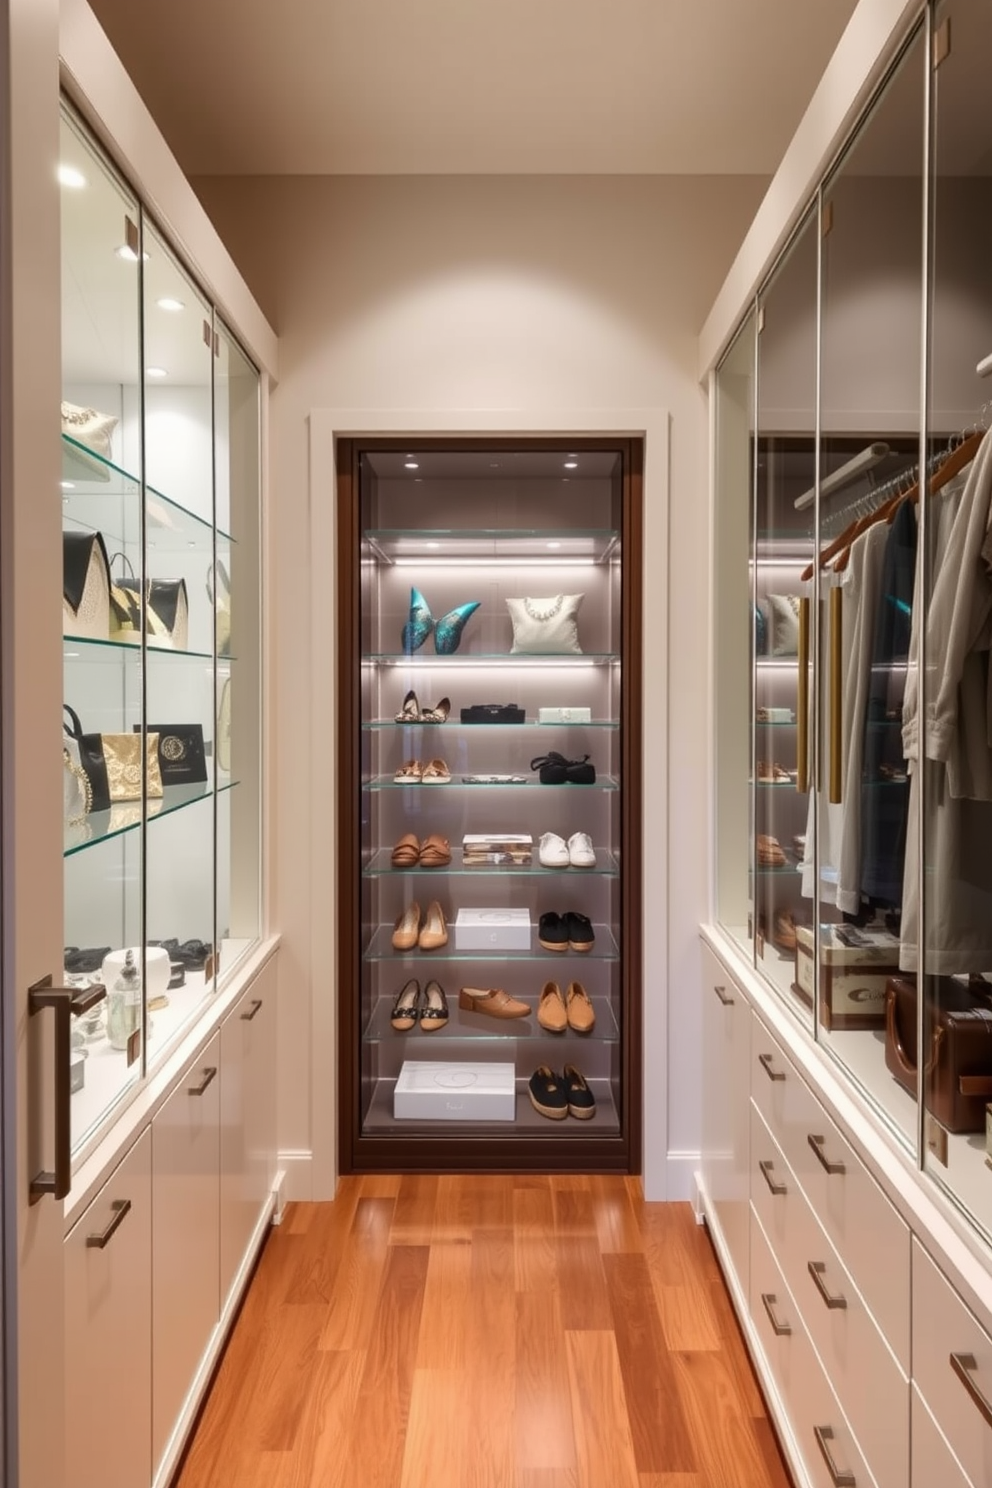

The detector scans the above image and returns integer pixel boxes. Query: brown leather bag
[885,976,992,1134]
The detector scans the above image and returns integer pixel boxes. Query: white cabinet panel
[65,1129,152,1488]
[751,1018,910,1369]
[912,1239,992,1488]
[912,1385,974,1488]
[152,1032,221,1473]
[220,961,276,1307]
[700,942,750,1290]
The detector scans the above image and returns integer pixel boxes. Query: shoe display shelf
[337,440,643,1172]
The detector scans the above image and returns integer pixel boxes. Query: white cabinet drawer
[751,1018,910,1369]
[700,942,750,1291]
[220,963,276,1309]
[750,1206,879,1488]
[65,1129,152,1488]
[750,1104,908,1488]
[913,1239,992,1488]
[912,1385,974,1488]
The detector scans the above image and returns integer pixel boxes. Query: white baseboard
[660,1150,701,1202]
[278,1148,315,1201]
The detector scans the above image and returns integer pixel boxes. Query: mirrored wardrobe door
[754,207,818,1029]
[816,23,927,1154]
[214,320,262,981]
[141,222,217,1057]
[59,103,145,1150]
[921,0,992,1240]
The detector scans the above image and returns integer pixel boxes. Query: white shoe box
[453,908,532,949]
[393,1061,516,1121]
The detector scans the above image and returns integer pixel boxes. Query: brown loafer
[537,981,567,1033]
[419,834,452,867]
[457,987,530,1019]
[565,981,596,1033]
[392,902,422,951]
[418,900,448,951]
[391,833,421,867]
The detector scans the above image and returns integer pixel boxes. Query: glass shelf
[361,1076,619,1133]
[365,528,619,563]
[753,864,802,877]
[363,719,619,730]
[363,993,619,1043]
[365,847,620,877]
[64,778,238,858]
[365,922,620,961]
[62,434,234,546]
[755,720,797,727]
[64,634,216,663]
[365,775,618,792]
[368,652,619,665]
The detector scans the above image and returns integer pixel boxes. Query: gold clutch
[101,732,163,801]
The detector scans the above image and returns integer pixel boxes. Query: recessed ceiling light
[57,164,87,189]
[115,245,149,262]
[426,541,439,550]
[563,460,578,470]
[404,459,419,470]
[156,296,185,312]
[546,541,561,550]
[146,366,167,378]
[61,480,75,490]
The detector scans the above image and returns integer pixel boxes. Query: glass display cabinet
[714,0,992,1255]
[336,440,642,1170]
[59,101,262,1158]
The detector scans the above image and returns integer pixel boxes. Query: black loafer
[528,1066,569,1120]
[539,911,569,952]
[566,912,595,952]
[563,1065,596,1120]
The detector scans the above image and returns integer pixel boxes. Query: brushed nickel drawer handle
[761,1292,791,1336]
[759,1159,787,1196]
[758,1052,786,1082]
[188,1066,217,1097]
[814,1425,856,1486]
[950,1352,992,1430]
[240,998,263,1022]
[713,984,734,1006]
[808,1260,847,1310]
[808,1133,846,1175]
[86,1198,132,1250]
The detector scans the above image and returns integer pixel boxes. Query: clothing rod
[977,351,992,379]
[794,442,890,511]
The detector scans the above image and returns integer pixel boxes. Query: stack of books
[461,833,533,866]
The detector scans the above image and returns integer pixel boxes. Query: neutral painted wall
[191,172,765,1193]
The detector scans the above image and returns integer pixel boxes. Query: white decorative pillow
[767,593,801,656]
[61,401,118,482]
[506,593,584,654]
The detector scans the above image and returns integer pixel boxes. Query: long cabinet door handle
[28,976,107,1203]
[240,998,264,1022]
[808,1260,847,1310]
[758,1160,787,1196]
[758,1052,786,1082]
[713,984,734,1006]
[808,1133,846,1175]
[761,1292,791,1336]
[86,1198,132,1250]
[813,1425,856,1486]
[188,1066,217,1097]
[950,1352,992,1430]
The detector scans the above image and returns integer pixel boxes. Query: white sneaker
[538,832,569,868]
[567,831,596,868]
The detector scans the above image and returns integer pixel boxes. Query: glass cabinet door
[815,26,926,1153]
[753,208,818,1027]
[60,106,145,1148]
[921,0,992,1239]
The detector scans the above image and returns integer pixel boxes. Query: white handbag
[62,530,111,640]
[207,559,231,658]
[61,401,118,482]
[505,593,584,654]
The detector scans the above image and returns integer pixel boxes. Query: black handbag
[530,751,596,785]
[137,723,207,785]
[65,705,163,809]
[459,703,525,724]
[64,704,110,812]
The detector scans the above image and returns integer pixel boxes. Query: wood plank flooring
[173,1176,792,1488]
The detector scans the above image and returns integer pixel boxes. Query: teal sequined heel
[401,587,433,653]
[434,600,480,655]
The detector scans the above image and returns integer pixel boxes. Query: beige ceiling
[86,0,859,177]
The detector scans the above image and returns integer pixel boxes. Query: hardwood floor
[173,1176,792,1488]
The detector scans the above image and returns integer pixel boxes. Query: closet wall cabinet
[336,439,642,1172]
[703,1,992,1485]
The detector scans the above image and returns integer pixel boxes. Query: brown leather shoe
[565,981,596,1033]
[418,900,448,951]
[457,987,530,1019]
[537,981,567,1032]
[392,902,422,951]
